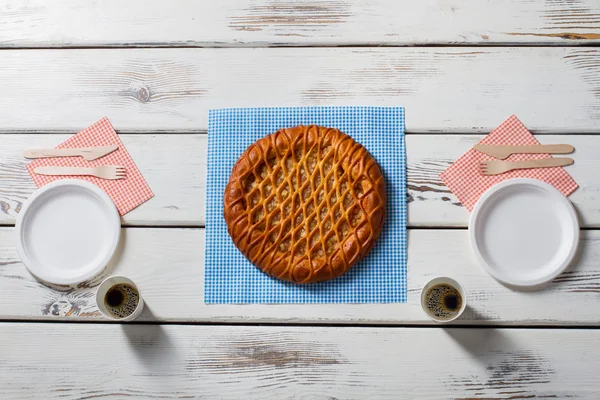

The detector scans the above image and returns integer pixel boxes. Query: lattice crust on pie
[224,125,386,284]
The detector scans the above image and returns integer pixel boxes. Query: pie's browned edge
[223,125,386,284]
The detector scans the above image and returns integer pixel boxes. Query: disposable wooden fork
[479,158,573,176]
[33,166,127,180]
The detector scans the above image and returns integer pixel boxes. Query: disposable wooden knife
[473,144,574,160]
[24,145,119,161]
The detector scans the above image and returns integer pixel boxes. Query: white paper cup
[96,276,144,322]
[420,277,466,323]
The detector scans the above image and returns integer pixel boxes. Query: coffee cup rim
[420,277,466,323]
[96,275,144,321]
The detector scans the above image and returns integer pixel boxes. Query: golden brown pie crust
[223,125,386,283]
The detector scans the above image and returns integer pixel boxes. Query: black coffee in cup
[104,283,140,319]
[424,283,463,320]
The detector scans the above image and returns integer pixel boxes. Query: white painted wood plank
[1,134,597,227]
[1,227,599,324]
[1,0,599,47]
[0,48,599,133]
[0,134,205,226]
[0,323,597,399]
[406,134,600,228]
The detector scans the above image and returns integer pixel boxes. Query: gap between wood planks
[0,319,599,329]
[117,225,600,231]
[15,225,595,231]
[0,43,599,50]
[3,131,600,136]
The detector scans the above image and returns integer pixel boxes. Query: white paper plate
[16,180,121,285]
[469,178,579,287]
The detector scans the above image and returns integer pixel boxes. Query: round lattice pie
[223,125,386,284]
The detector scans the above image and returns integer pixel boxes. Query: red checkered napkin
[440,115,578,211]
[27,117,154,215]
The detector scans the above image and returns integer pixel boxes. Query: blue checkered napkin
[205,107,406,303]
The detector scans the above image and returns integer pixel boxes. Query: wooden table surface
[1,1,599,399]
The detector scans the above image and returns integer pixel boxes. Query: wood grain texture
[0,134,205,226]
[2,227,600,324]
[2,134,597,227]
[1,0,599,47]
[0,323,599,399]
[1,2,598,394]
[406,134,600,228]
[1,48,600,133]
